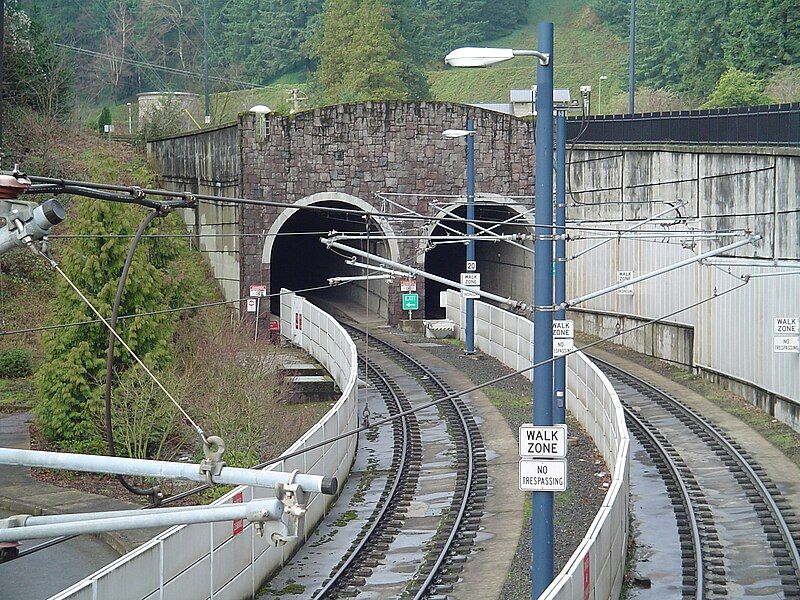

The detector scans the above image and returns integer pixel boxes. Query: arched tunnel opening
[269,201,392,318]
[424,202,532,319]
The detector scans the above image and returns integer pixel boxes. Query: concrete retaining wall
[51,292,358,600]
[443,290,629,600]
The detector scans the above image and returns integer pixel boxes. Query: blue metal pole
[554,110,566,425]
[532,21,554,600]
[465,118,476,354]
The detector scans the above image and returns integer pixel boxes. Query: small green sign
[402,293,419,311]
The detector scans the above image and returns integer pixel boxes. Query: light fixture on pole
[445,25,555,598]
[598,75,608,114]
[442,123,477,355]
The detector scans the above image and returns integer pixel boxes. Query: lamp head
[442,129,476,138]
[445,47,515,68]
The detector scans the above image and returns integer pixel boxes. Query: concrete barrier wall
[51,291,358,600]
[443,290,629,600]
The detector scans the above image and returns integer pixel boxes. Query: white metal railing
[51,290,358,600]
[443,290,629,599]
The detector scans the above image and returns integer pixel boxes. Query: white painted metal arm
[0,447,337,494]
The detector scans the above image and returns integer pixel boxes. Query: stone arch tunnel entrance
[423,200,532,319]
[265,195,398,319]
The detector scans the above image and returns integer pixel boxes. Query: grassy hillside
[108,0,625,125]
[429,0,626,108]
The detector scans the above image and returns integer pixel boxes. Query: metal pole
[203,0,211,124]
[553,110,566,426]
[0,499,283,542]
[565,235,760,307]
[0,0,4,162]
[0,447,337,494]
[324,240,528,310]
[465,118,476,354]
[532,21,554,600]
[629,0,636,114]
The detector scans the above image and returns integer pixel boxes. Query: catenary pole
[203,0,210,124]
[532,21,555,599]
[553,109,567,425]
[465,117,476,354]
[629,0,636,114]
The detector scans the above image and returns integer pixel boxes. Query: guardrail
[443,290,629,599]
[52,290,358,599]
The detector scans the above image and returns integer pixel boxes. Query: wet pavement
[0,510,120,600]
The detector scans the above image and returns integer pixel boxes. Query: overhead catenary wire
[13,276,753,562]
[0,282,351,338]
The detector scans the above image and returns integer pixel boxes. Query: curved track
[313,324,487,599]
[594,356,800,598]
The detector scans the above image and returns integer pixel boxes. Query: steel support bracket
[270,470,308,546]
[198,435,226,483]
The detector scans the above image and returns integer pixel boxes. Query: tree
[4,1,72,117]
[98,106,113,132]
[702,68,770,108]
[312,0,429,103]
[36,201,175,452]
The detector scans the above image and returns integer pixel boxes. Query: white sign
[461,288,480,299]
[249,284,267,297]
[519,459,567,492]
[617,271,634,295]
[466,261,477,272]
[246,298,257,313]
[460,272,480,287]
[519,424,567,458]
[774,336,800,353]
[552,320,574,339]
[774,317,799,335]
[553,338,574,357]
[400,278,417,292]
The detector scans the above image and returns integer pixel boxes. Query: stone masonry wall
[238,101,535,323]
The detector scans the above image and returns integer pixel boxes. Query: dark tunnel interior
[269,201,371,314]
[424,203,528,319]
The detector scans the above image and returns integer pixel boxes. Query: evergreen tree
[313,0,429,103]
[36,201,175,452]
[702,67,769,108]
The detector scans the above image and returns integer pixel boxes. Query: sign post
[402,293,419,320]
[250,285,267,341]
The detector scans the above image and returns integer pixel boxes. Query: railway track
[592,355,800,598]
[312,324,487,599]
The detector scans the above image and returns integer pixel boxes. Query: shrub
[0,348,33,378]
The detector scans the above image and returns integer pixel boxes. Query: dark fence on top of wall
[565,102,800,147]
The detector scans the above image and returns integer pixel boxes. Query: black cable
[9,278,751,561]
[102,210,162,500]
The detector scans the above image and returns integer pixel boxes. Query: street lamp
[445,24,555,598]
[442,123,477,355]
[598,75,608,114]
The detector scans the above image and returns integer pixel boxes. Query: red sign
[400,277,417,292]
[249,284,267,297]
[232,491,244,536]
[583,553,591,600]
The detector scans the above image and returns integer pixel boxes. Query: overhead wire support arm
[564,234,762,308]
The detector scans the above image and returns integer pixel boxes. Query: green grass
[0,377,36,413]
[429,0,627,108]
[102,1,628,125]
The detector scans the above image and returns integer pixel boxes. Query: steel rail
[623,406,705,598]
[313,355,413,597]
[342,325,478,598]
[593,356,800,579]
